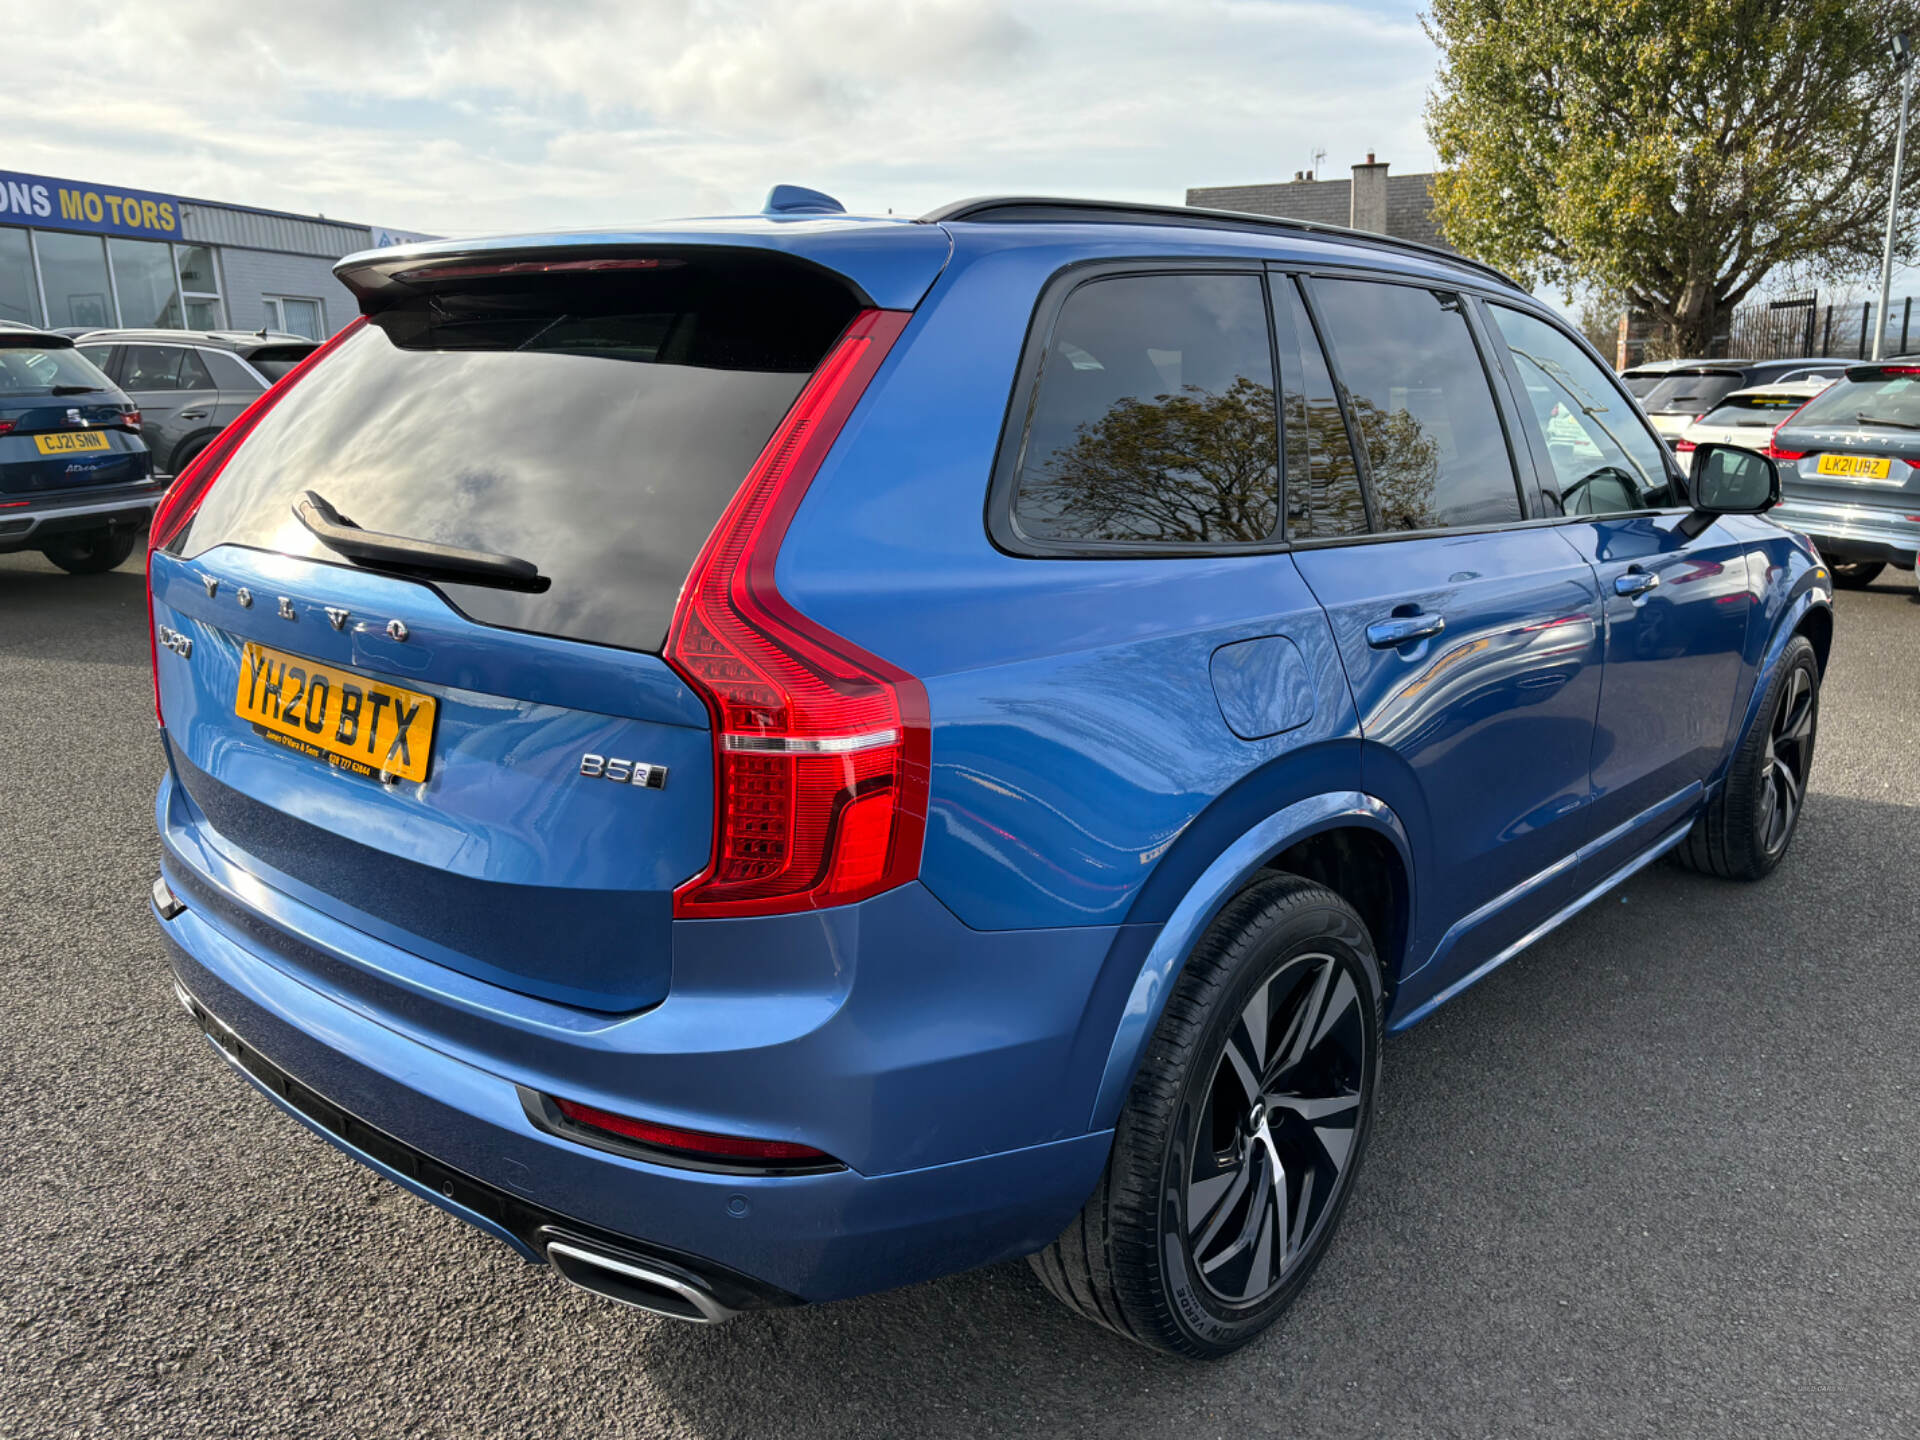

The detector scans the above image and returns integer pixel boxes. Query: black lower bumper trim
[171,978,800,1314]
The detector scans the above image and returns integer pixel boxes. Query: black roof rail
[921,195,1519,289]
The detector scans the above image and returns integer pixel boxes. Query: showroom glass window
[0,229,41,326]
[1305,278,1523,531]
[36,231,115,330]
[1010,272,1280,546]
[109,238,183,328]
[176,246,224,328]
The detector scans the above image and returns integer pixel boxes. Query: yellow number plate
[1816,453,1893,480]
[34,431,111,455]
[235,642,437,783]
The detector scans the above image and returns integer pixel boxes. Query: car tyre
[1674,634,1819,882]
[1030,872,1383,1357]
[1828,560,1884,590]
[40,526,139,575]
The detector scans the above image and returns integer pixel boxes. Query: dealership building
[0,168,426,339]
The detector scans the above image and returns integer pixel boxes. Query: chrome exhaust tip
[544,1240,737,1324]
[152,875,186,920]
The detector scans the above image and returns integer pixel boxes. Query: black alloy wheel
[1180,952,1368,1305]
[1758,662,1815,859]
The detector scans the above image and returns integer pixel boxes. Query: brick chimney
[1350,152,1389,234]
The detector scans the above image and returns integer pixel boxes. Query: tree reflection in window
[1022,376,1278,543]
[1011,272,1281,546]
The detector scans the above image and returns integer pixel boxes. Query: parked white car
[1674,379,1838,471]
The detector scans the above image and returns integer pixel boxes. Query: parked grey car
[1769,360,1920,588]
[73,330,318,478]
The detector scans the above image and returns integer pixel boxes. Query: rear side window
[1307,278,1522,531]
[178,350,216,390]
[1008,272,1279,546]
[175,259,860,653]
[201,349,265,392]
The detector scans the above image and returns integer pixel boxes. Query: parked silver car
[72,329,318,478]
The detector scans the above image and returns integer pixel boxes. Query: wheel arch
[1087,792,1413,1131]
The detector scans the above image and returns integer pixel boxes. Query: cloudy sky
[2,0,1437,235]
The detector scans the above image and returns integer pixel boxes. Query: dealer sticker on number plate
[235,641,437,783]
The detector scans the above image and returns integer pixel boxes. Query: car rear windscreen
[0,341,115,396]
[1785,373,1920,431]
[1698,392,1817,428]
[172,258,860,653]
[1641,370,1746,415]
[247,345,318,381]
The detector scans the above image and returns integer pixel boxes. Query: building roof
[1186,173,1454,254]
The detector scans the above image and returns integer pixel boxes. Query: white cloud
[0,0,1438,235]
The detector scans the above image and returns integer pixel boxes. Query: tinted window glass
[201,349,264,392]
[0,341,116,395]
[176,259,858,654]
[1309,279,1521,531]
[1640,370,1745,415]
[1787,373,1920,430]
[121,345,185,390]
[248,345,316,381]
[177,349,216,390]
[1011,273,1279,545]
[76,345,116,377]
[1698,391,1823,428]
[1488,305,1677,514]
[1620,374,1663,398]
[1272,277,1367,539]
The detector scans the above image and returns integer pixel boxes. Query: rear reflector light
[147,317,365,725]
[1673,439,1696,452]
[665,309,926,919]
[0,420,12,435]
[551,1097,837,1167]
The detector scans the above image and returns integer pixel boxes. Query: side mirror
[1682,443,1780,535]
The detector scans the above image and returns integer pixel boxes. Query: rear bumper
[0,482,165,552]
[156,898,1112,1302]
[1773,497,1920,566]
[152,763,1127,1303]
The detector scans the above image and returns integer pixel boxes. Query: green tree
[1425,0,1920,355]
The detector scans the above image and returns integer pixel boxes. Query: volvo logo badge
[202,575,219,598]
[236,587,253,609]
[278,597,296,621]
[325,607,351,631]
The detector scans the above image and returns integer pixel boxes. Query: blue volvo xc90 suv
[148,189,1833,1356]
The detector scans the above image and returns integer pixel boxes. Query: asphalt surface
[3,548,1918,1440]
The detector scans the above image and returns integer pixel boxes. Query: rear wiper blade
[293,490,550,593]
[49,384,99,395]
[1853,412,1920,430]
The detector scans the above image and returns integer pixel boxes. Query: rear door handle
[1614,569,1661,597]
[1366,612,1446,649]
[178,410,209,422]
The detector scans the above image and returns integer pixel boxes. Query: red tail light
[147,318,366,724]
[664,309,926,918]
[0,420,13,436]
[1673,439,1696,453]
[1763,393,1819,462]
[122,409,141,431]
[551,1097,836,1167]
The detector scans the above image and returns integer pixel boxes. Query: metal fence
[1723,291,1920,361]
